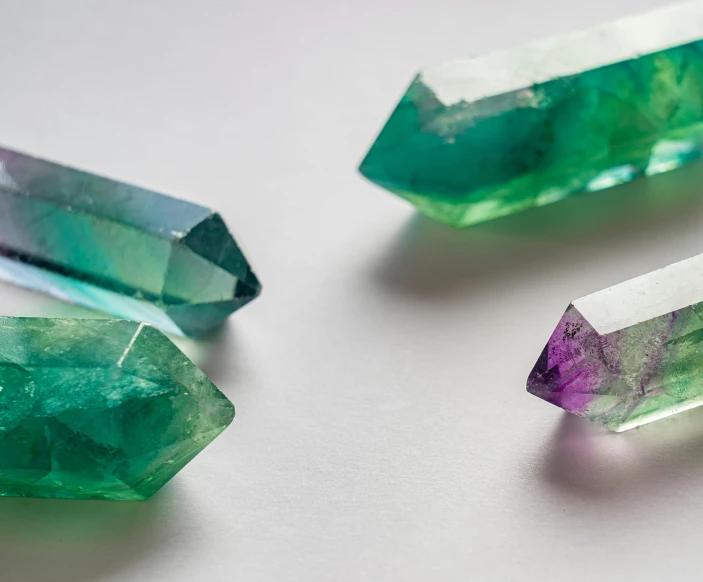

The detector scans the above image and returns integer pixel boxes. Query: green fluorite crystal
[0,147,261,336]
[360,3,703,227]
[0,318,233,500]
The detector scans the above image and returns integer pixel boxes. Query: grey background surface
[0,0,700,580]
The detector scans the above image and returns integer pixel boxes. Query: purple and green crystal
[528,253,703,431]
[0,147,261,337]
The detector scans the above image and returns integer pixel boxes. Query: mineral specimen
[360,2,703,227]
[0,147,261,336]
[528,253,703,431]
[0,317,233,500]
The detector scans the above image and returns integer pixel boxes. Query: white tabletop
[0,0,699,580]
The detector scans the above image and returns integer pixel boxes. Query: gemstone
[0,317,234,500]
[360,3,703,227]
[0,147,261,336]
[527,253,703,431]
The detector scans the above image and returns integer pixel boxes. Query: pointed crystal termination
[0,318,234,500]
[0,147,261,336]
[527,254,703,432]
[360,2,703,227]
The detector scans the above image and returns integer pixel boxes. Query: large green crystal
[0,317,233,500]
[0,147,261,336]
[360,3,703,227]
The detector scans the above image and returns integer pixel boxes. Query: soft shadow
[371,161,703,299]
[542,408,703,499]
[173,322,239,389]
[0,486,178,582]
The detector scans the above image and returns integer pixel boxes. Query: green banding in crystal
[0,148,262,336]
[360,18,703,227]
[0,318,234,500]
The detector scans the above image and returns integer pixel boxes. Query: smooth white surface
[3,1,703,581]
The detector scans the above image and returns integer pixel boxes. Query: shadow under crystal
[370,159,703,299]
[542,407,703,500]
[0,486,178,582]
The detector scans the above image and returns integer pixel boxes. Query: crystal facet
[360,2,703,227]
[527,253,703,431]
[0,147,261,336]
[0,317,233,500]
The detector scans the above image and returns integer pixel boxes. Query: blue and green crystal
[0,147,261,336]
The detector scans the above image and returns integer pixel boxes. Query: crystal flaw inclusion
[0,317,234,501]
[360,2,703,227]
[0,147,261,337]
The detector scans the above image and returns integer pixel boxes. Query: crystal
[0,317,234,500]
[527,253,703,431]
[0,147,261,336]
[360,3,703,227]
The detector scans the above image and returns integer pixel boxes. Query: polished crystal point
[0,147,261,336]
[0,317,234,500]
[360,2,703,227]
[528,254,703,431]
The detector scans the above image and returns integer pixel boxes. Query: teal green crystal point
[360,2,703,227]
[528,253,703,431]
[0,318,234,500]
[0,147,261,336]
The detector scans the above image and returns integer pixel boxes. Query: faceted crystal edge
[529,304,635,432]
[0,145,263,335]
[527,293,703,432]
[421,1,703,106]
[360,2,703,228]
[0,146,215,238]
[0,317,235,500]
[573,253,703,334]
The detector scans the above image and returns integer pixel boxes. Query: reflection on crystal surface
[0,147,261,336]
[528,253,703,431]
[360,2,703,227]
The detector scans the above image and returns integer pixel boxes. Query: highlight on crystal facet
[527,253,703,431]
[0,317,234,501]
[0,146,261,336]
[360,2,703,227]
